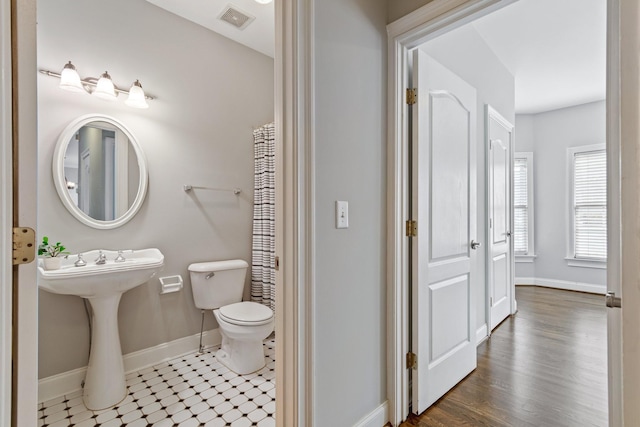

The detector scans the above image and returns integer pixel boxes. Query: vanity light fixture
[92,71,117,101]
[125,80,149,109]
[39,61,155,109]
[59,61,85,93]
[254,0,273,3]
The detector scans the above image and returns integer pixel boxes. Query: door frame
[1,0,13,424]
[9,0,313,426]
[386,0,622,425]
[275,0,315,425]
[484,104,515,334]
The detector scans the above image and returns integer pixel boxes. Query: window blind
[513,158,528,254]
[573,149,606,259]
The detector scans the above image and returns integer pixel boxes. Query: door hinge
[12,227,36,265]
[490,297,493,307]
[406,88,417,105]
[275,256,280,271]
[406,352,417,370]
[405,220,417,237]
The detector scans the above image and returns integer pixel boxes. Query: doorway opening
[389,1,615,419]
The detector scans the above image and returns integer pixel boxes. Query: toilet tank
[188,259,248,309]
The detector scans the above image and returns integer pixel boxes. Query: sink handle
[74,254,87,267]
[115,250,126,263]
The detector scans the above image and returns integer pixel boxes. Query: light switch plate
[336,201,349,229]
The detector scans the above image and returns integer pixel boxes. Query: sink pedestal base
[83,293,126,410]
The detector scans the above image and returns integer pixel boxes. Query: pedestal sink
[38,248,164,410]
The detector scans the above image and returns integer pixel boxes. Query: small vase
[43,257,61,271]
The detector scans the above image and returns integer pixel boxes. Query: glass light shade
[93,72,117,101]
[254,0,273,3]
[59,61,85,93]
[125,80,149,109]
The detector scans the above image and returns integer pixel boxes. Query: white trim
[515,255,536,263]
[566,143,607,261]
[514,151,535,256]
[38,329,222,403]
[386,1,519,424]
[476,324,488,346]
[565,257,607,269]
[515,277,607,295]
[352,401,389,427]
[0,0,12,422]
[275,1,314,426]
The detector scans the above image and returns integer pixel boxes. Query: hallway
[402,286,607,427]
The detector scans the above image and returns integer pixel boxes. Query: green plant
[38,236,69,258]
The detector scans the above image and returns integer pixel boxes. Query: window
[514,152,534,261]
[567,145,606,267]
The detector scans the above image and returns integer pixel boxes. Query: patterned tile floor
[38,338,275,427]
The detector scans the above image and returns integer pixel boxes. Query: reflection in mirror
[63,122,140,221]
[53,115,148,229]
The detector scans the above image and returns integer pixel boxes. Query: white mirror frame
[52,114,149,229]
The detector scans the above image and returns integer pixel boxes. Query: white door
[411,50,477,414]
[0,0,13,423]
[486,106,514,331]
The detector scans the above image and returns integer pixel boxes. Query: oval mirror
[52,114,149,229]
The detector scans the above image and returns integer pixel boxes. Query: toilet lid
[218,302,273,325]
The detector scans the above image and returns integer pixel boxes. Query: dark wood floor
[401,286,608,427]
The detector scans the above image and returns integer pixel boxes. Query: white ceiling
[146,0,275,58]
[471,0,606,114]
[146,0,605,114]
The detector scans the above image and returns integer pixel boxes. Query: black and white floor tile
[38,338,275,427]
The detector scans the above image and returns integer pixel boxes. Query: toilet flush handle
[205,272,215,280]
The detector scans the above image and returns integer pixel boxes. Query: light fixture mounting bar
[38,69,156,100]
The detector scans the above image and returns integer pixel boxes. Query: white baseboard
[38,328,222,403]
[476,324,488,346]
[353,401,388,427]
[515,277,606,295]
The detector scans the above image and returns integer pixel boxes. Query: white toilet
[188,259,274,375]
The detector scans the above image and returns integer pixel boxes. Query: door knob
[505,231,512,237]
[470,240,481,250]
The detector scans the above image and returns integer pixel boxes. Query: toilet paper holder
[159,275,183,294]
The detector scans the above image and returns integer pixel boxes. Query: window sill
[565,257,607,269]
[515,255,536,263]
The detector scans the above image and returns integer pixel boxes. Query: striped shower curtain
[251,123,276,311]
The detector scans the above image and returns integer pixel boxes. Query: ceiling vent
[218,5,255,30]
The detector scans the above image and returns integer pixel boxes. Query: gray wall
[513,114,536,278]
[387,0,434,23]
[37,0,274,378]
[420,24,515,333]
[313,0,388,424]
[514,101,607,286]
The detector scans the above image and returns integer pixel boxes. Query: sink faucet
[95,250,107,265]
[74,253,87,267]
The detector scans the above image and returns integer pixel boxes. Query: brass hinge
[406,352,417,369]
[275,256,280,271]
[406,88,417,105]
[12,227,36,265]
[405,220,417,237]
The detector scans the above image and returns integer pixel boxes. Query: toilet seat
[218,302,273,326]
